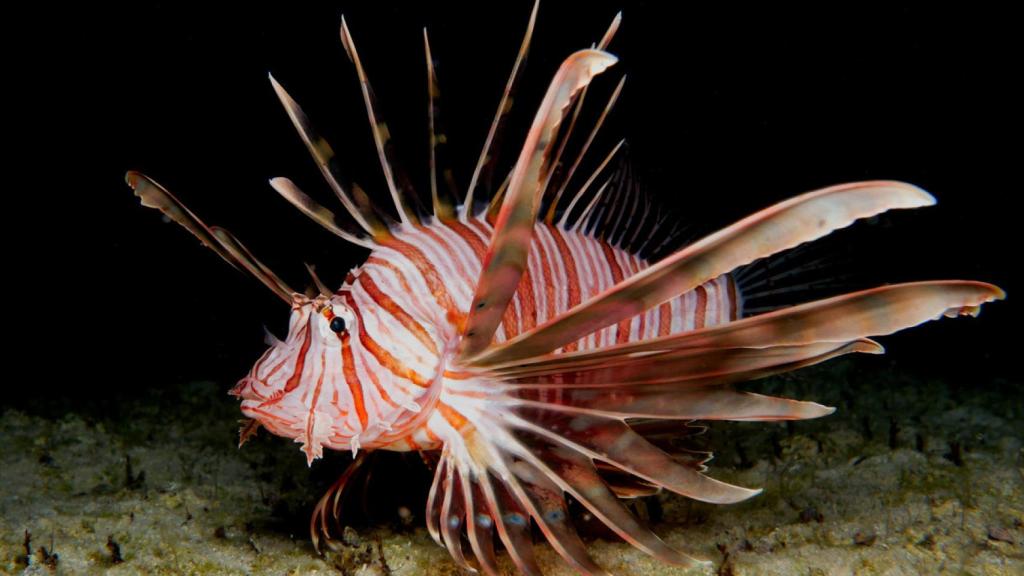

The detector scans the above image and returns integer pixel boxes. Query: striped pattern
[231,217,740,461]
[130,10,1006,569]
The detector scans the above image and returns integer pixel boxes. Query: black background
[11,2,1018,406]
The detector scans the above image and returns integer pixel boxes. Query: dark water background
[9,2,1018,407]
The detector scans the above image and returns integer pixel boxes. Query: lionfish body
[233,220,741,459]
[129,4,1004,574]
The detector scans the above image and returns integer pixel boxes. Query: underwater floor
[2,359,1021,575]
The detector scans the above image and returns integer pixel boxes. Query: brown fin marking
[340,16,422,226]
[269,75,387,238]
[423,28,459,222]
[127,171,296,303]
[464,0,540,218]
[458,49,618,360]
[484,170,513,225]
[310,452,368,554]
[470,181,940,365]
[351,181,398,233]
[268,177,376,248]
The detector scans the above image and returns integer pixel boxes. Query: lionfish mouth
[129,2,1005,574]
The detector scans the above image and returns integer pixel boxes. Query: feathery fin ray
[340,16,421,226]
[548,76,627,225]
[464,0,540,217]
[469,181,938,365]
[424,28,459,221]
[269,74,387,238]
[487,281,1003,375]
[131,8,1008,576]
[458,49,618,359]
[126,171,295,303]
[269,177,376,248]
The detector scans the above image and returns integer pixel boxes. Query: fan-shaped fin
[520,387,835,422]
[424,29,459,221]
[464,0,539,217]
[469,181,937,365]
[429,445,546,575]
[505,458,611,575]
[498,339,880,384]
[655,280,1005,350]
[493,281,1004,374]
[509,414,760,505]
[458,49,618,359]
[439,456,474,572]
[478,471,543,576]
[268,178,376,248]
[514,433,706,567]
[340,16,422,226]
[459,468,501,576]
[268,75,388,238]
[126,171,296,303]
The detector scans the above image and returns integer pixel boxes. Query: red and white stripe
[231,218,741,461]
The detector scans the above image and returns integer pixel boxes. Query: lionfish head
[232,288,443,463]
[231,293,364,463]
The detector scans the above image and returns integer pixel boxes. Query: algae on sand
[2,359,1022,575]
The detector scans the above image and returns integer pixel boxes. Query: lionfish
[127,3,1004,574]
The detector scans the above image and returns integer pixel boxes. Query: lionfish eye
[329,316,347,333]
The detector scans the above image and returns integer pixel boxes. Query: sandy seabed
[2,359,1021,575]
